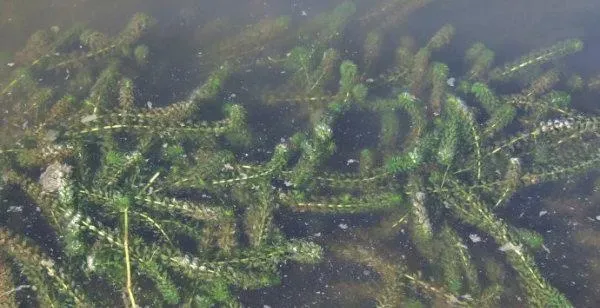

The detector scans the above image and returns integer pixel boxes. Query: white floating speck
[7,62,15,67]
[7,206,23,213]
[346,158,358,165]
[469,233,482,243]
[596,215,600,221]
[446,77,455,87]
[338,223,348,230]
[146,101,153,109]
[539,210,548,217]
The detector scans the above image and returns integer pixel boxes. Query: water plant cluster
[0,1,598,307]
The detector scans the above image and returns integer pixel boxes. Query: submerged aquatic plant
[0,13,322,307]
[0,2,598,307]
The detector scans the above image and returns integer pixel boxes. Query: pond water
[1,0,600,307]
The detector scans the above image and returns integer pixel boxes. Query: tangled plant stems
[0,2,598,307]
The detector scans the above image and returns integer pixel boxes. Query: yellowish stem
[123,208,136,307]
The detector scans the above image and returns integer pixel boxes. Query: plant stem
[123,208,136,307]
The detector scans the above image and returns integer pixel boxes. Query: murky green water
[1,1,600,307]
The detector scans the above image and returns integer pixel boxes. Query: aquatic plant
[0,13,322,307]
[0,2,598,307]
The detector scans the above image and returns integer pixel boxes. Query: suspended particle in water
[469,233,482,243]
